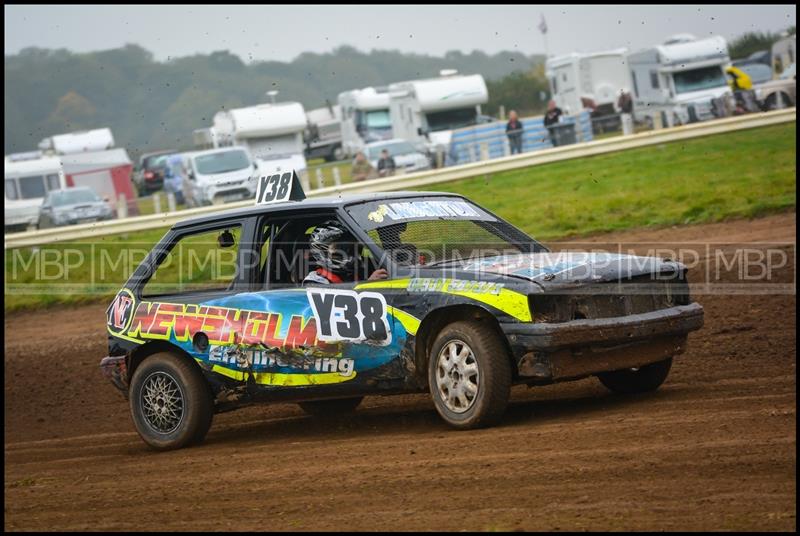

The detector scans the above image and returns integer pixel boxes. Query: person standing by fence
[505,110,524,155]
[543,99,564,147]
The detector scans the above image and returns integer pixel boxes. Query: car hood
[454,252,681,289]
[674,85,731,104]
[255,154,308,176]
[55,201,108,212]
[196,167,254,185]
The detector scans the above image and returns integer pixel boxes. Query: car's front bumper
[502,303,704,381]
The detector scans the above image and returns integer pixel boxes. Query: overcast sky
[4,5,796,62]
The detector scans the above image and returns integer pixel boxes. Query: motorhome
[388,71,489,166]
[5,152,66,232]
[627,34,732,126]
[546,48,632,116]
[771,34,796,78]
[212,101,308,177]
[304,103,342,162]
[338,86,393,158]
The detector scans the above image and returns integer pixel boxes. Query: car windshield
[673,66,728,94]
[347,198,543,266]
[368,141,416,159]
[425,107,479,132]
[194,150,251,175]
[143,153,171,169]
[365,109,392,129]
[779,63,796,80]
[51,189,100,206]
[737,63,773,84]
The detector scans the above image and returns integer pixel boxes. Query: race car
[102,172,704,450]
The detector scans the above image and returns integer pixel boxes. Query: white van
[5,152,66,232]
[182,147,258,207]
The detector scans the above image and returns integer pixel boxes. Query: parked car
[182,146,258,207]
[731,60,773,84]
[101,177,704,450]
[37,186,114,228]
[133,150,175,195]
[364,139,431,174]
[753,63,796,110]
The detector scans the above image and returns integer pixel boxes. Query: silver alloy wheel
[140,371,184,434]
[435,339,480,413]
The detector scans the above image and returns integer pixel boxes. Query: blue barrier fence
[448,110,593,166]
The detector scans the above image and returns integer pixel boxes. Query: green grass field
[5,123,795,311]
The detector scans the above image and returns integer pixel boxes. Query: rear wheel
[597,357,673,394]
[428,321,511,429]
[129,352,213,450]
[298,396,363,417]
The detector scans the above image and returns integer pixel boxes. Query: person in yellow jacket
[726,66,753,91]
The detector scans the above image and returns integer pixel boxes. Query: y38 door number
[307,289,391,345]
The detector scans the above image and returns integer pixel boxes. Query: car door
[194,210,409,398]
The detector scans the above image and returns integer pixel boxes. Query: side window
[5,179,19,200]
[650,71,660,89]
[46,174,61,191]
[142,225,242,297]
[259,214,377,288]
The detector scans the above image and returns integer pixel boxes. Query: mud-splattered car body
[101,190,703,436]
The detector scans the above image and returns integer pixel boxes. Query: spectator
[617,90,633,114]
[505,110,524,155]
[351,151,375,182]
[543,99,564,147]
[377,149,396,177]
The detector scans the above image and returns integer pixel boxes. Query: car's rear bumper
[502,303,704,381]
[100,355,129,396]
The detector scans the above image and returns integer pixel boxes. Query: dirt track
[4,213,796,531]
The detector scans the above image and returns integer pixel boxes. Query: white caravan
[388,71,489,164]
[212,101,308,177]
[338,87,393,158]
[5,152,66,231]
[546,48,631,115]
[771,34,796,78]
[627,34,732,126]
[304,103,342,162]
[38,128,115,154]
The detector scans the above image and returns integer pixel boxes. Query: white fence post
[480,142,490,161]
[653,112,663,130]
[166,192,176,213]
[503,137,511,157]
[499,105,506,121]
[298,170,311,192]
[152,192,162,214]
[316,168,325,189]
[435,150,444,169]
[116,193,128,220]
[332,167,342,186]
[621,113,634,136]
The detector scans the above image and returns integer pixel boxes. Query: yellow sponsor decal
[201,361,358,386]
[357,278,532,323]
[387,306,421,336]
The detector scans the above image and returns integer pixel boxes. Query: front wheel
[129,352,214,450]
[428,321,511,429]
[597,357,673,394]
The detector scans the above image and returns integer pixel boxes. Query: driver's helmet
[308,221,357,278]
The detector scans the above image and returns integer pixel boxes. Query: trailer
[4,152,66,232]
[212,101,308,176]
[627,35,732,126]
[546,48,631,115]
[388,71,489,166]
[338,86,393,159]
[304,103,342,162]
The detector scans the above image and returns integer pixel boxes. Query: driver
[303,221,388,285]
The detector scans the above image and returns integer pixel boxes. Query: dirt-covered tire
[298,397,364,417]
[129,352,213,451]
[428,320,512,429]
[597,357,673,395]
